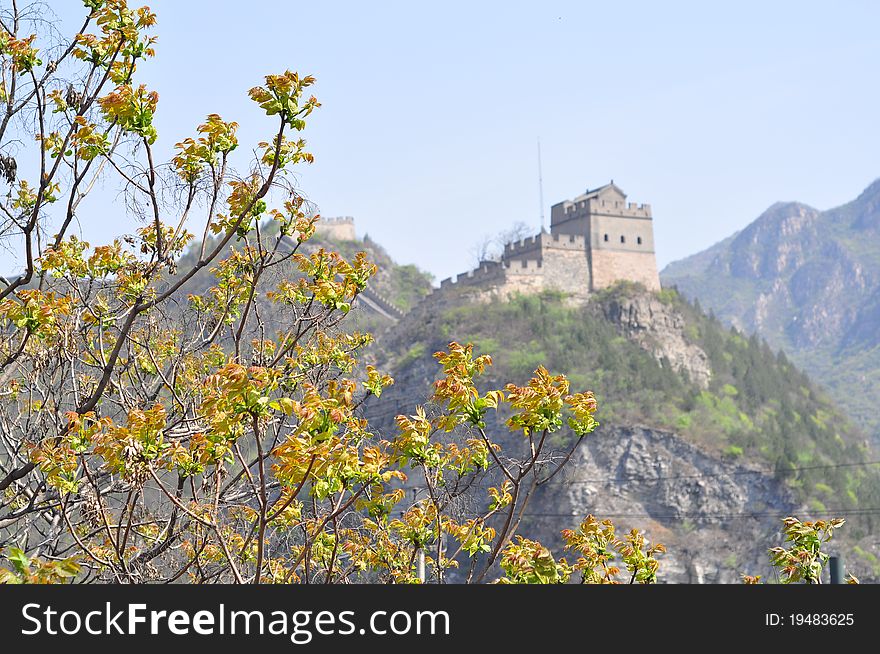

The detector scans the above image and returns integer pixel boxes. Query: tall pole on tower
[537,139,545,232]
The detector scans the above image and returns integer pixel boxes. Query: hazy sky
[23,1,880,281]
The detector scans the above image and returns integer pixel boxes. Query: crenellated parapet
[554,198,652,221]
[440,260,508,289]
[502,234,543,259]
[505,258,545,274]
[503,232,588,260]
[428,181,660,307]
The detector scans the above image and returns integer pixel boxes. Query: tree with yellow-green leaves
[0,0,653,585]
[0,0,861,588]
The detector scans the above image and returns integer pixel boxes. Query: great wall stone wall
[310,183,662,322]
[314,216,356,241]
[434,182,661,305]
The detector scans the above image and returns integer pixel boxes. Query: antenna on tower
[537,139,545,232]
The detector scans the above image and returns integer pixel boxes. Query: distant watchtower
[550,182,661,291]
[314,216,356,242]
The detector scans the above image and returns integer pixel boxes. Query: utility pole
[410,487,426,583]
[538,139,545,232]
[829,555,844,584]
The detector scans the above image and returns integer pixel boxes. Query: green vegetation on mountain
[377,285,880,535]
[173,221,434,331]
[319,233,434,312]
[662,179,880,446]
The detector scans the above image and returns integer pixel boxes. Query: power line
[475,507,880,521]
[548,459,880,486]
[405,459,880,517]
[404,460,880,521]
[406,459,880,493]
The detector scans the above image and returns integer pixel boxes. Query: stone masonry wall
[315,216,356,241]
[496,269,546,297]
[590,214,656,253]
[540,246,591,299]
[440,261,506,290]
[431,184,661,305]
[590,248,661,291]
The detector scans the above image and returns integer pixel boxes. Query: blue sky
[27,1,880,281]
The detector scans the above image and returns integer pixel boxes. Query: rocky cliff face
[364,285,880,582]
[661,178,880,443]
[600,292,712,388]
[368,391,803,583]
[530,425,799,583]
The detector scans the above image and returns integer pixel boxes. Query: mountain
[661,179,880,445]
[366,285,880,582]
[172,221,434,333]
[171,219,880,580]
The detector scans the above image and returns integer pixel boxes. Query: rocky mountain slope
[365,285,880,582]
[169,219,880,581]
[171,220,434,332]
[531,426,798,583]
[661,179,880,445]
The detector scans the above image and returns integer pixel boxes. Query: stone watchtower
[314,216,357,241]
[549,182,661,292]
[436,181,661,302]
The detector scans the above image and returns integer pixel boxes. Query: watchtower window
[620,235,626,244]
[603,234,609,242]
[637,236,643,245]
